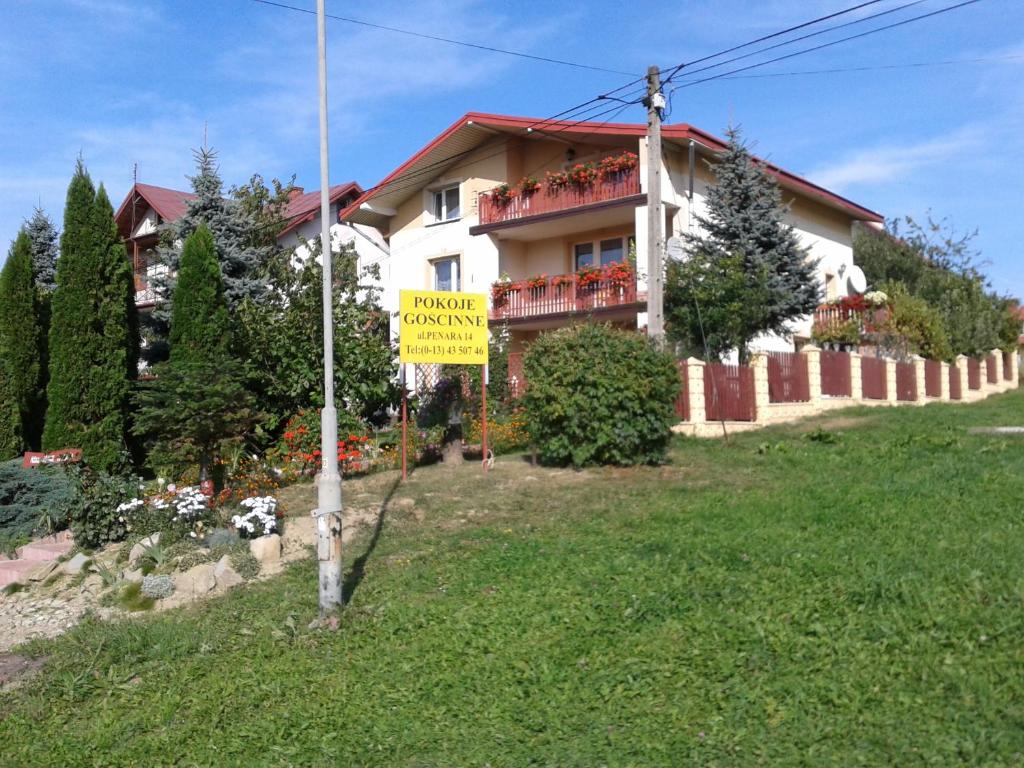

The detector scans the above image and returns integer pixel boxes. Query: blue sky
[1,0,1021,296]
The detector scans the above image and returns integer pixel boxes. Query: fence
[968,358,981,390]
[948,363,962,400]
[704,363,756,422]
[507,352,526,399]
[924,359,942,398]
[895,361,917,402]
[861,357,887,400]
[674,361,690,421]
[820,350,852,397]
[1005,352,1014,382]
[986,354,998,384]
[767,352,810,403]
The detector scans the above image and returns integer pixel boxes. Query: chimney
[288,187,305,200]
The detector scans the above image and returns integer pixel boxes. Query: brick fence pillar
[885,358,897,404]
[850,351,863,401]
[912,355,926,403]
[955,354,969,401]
[750,353,770,416]
[686,357,706,424]
[804,346,822,404]
[939,361,950,401]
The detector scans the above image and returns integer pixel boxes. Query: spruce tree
[133,224,255,482]
[25,207,59,292]
[43,162,136,470]
[665,126,820,360]
[0,230,46,452]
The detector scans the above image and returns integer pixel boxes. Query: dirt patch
[0,653,45,691]
[806,415,877,432]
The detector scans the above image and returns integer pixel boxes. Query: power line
[659,0,892,82]
[249,0,636,76]
[670,0,986,91]
[704,52,1024,81]
[663,0,932,86]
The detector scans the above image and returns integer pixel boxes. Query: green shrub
[64,465,136,549]
[0,459,78,541]
[522,325,679,467]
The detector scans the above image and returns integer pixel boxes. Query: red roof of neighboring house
[278,182,363,237]
[340,111,885,228]
[114,183,197,239]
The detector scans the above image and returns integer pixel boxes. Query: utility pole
[645,65,666,346]
[314,0,343,618]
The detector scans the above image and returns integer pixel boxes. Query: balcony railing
[813,304,889,335]
[477,167,640,227]
[490,270,639,322]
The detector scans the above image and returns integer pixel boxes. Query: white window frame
[428,184,461,225]
[571,233,634,270]
[431,255,461,292]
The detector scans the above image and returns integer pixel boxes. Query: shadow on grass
[342,475,400,605]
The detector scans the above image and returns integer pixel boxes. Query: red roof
[278,182,363,237]
[340,111,885,226]
[114,183,197,239]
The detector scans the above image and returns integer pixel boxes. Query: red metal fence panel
[703,363,756,422]
[986,354,998,384]
[767,352,810,403]
[1004,352,1014,381]
[968,358,981,390]
[861,356,887,400]
[507,352,526,399]
[820,350,851,397]
[948,364,962,400]
[674,361,689,421]
[924,359,941,398]
[895,361,917,401]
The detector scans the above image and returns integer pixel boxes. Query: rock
[249,534,281,566]
[173,563,216,597]
[27,560,59,582]
[411,508,425,522]
[80,575,103,595]
[129,533,160,564]
[281,516,314,553]
[122,568,143,583]
[213,556,244,589]
[62,553,90,575]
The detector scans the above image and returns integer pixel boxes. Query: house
[339,111,884,390]
[113,180,388,310]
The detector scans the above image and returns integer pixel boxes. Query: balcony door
[573,235,634,270]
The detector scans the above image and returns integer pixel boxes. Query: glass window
[574,242,594,270]
[431,185,460,222]
[599,237,623,265]
[433,257,460,291]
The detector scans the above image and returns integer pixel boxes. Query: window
[431,185,460,223]
[574,242,594,270]
[824,272,838,300]
[599,238,623,264]
[433,256,460,292]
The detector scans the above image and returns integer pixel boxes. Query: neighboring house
[339,111,884,389]
[113,181,388,311]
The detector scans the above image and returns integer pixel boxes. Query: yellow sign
[399,290,489,365]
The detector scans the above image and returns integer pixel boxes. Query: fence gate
[861,356,887,400]
[819,350,852,397]
[767,352,810,403]
[895,361,917,401]
[704,363,756,422]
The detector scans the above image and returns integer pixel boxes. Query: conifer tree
[43,162,136,470]
[25,207,59,292]
[0,230,46,452]
[133,224,255,482]
[665,126,820,360]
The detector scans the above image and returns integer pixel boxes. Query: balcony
[490,264,642,326]
[812,301,889,347]
[473,156,642,235]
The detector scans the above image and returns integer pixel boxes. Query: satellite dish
[847,265,867,294]
[665,236,685,260]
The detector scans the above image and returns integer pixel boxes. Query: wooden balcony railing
[477,167,640,227]
[812,304,888,335]
[490,271,639,322]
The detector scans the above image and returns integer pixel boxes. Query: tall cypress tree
[43,162,136,470]
[134,224,255,481]
[665,126,820,360]
[0,231,46,452]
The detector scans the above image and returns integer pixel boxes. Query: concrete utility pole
[314,0,344,617]
[645,64,666,346]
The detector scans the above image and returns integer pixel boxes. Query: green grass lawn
[2,392,1024,766]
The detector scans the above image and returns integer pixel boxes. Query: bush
[522,325,679,467]
[0,459,78,541]
[65,466,137,549]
